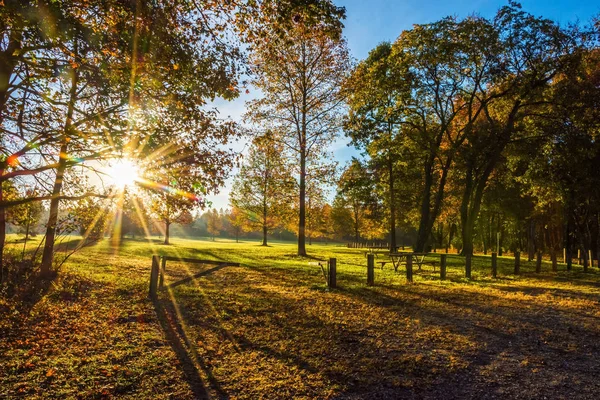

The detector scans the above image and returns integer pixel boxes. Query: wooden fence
[149,255,240,298]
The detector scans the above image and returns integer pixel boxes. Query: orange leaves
[6,154,19,167]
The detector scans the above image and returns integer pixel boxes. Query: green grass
[2,235,600,398]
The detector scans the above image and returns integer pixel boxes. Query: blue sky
[206,0,600,210]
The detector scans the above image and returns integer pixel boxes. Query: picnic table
[363,245,403,257]
[378,252,435,272]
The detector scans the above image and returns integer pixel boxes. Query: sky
[205,0,600,211]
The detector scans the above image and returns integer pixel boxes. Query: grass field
[2,235,600,399]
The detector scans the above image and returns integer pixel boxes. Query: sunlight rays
[105,159,141,189]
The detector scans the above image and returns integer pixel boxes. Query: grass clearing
[2,236,600,398]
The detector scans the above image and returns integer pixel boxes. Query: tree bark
[0,28,22,281]
[40,142,69,276]
[164,221,170,245]
[415,153,452,252]
[388,154,396,251]
[353,201,360,243]
[298,149,307,256]
[528,219,535,262]
[0,25,21,125]
[565,217,572,271]
[40,38,80,276]
[415,157,434,252]
[460,167,474,256]
[262,224,268,246]
[262,189,268,246]
[0,175,5,283]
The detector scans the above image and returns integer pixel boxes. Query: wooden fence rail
[149,256,240,298]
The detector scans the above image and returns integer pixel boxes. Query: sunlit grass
[2,235,600,398]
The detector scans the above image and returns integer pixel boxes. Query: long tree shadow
[152,264,231,399]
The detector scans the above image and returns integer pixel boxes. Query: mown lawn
[2,235,600,399]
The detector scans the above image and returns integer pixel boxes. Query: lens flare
[105,159,141,188]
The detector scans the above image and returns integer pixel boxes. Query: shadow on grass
[166,265,226,290]
[152,264,232,399]
[0,268,68,343]
[152,298,218,399]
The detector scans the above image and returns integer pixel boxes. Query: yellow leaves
[173,64,179,70]
[45,368,56,378]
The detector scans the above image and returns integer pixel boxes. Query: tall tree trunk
[415,158,434,252]
[0,26,21,125]
[388,154,396,251]
[460,102,520,258]
[0,29,22,282]
[498,215,504,256]
[298,150,307,256]
[353,202,360,243]
[460,167,474,256]
[565,216,572,270]
[0,175,5,283]
[461,162,495,257]
[482,229,487,255]
[262,193,268,246]
[164,221,170,245]
[297,42,307,257]
[528,219,535,262]
[40,39,79,276]
[40,142,69,276]
[416,154,452,252]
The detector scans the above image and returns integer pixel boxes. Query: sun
[105,158,141,188]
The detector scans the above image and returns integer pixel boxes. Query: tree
[226,206,246,243]
[148,179,197,246]
[9,190,43,240]
[230,134,293,246]
[246,21,350,256]
[73,197,109,243]
[334,159,378,243]
[206,209,223,241]
[455,4,577,256]
[344,42,410,250]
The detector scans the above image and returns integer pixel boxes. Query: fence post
[514,251,520,275]
[465,253,472,279]
[578,249,581,265]
[536,251,542,273]
[440,254,447,280]
[159,256,167,289]
[367,254,374,286]
[491,252,497,278]
[329,258,337,288]
[589,250,593,269]
[563,248,566,264]
[149,255,159,298]
[406,256,413,283]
